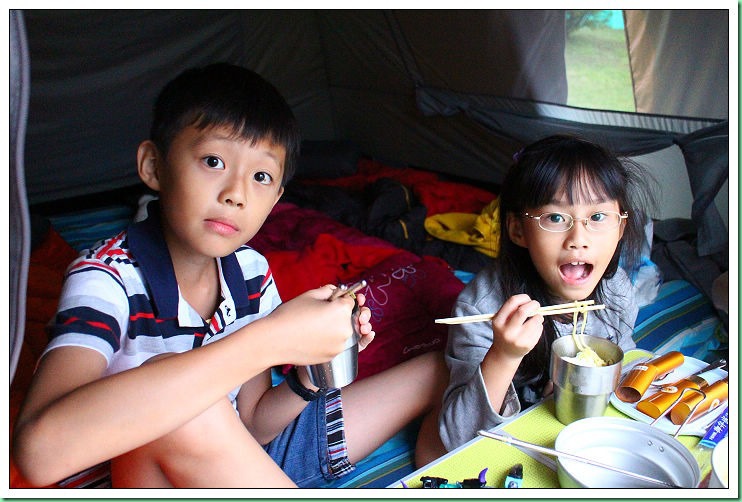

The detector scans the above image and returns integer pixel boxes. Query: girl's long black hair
[498,135,656,395]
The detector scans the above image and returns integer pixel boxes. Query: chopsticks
[329,280,367,301]
[435,301,605,325]
[477,430,679,488]
[538,301,605,316]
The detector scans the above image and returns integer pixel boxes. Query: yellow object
[570,305,606,367]
[614,351,685,403]
[424,199,500,258]
[636,374,711,419]
[670,377,728,425]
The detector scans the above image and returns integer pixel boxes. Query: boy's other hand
[353,293,375,352]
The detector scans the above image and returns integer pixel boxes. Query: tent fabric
[21,9,729,204]
[625,10,729,119]
[10,9,31,384]
[417,88,721,136]
[22,10,334,203]
[385,10,568,101]
[675,122,730,257]
[415,86,723,154]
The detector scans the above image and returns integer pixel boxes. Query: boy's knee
[137,397,237,464]
[162,397,237,453]
[114,396,239,486]
[142,352,177,365]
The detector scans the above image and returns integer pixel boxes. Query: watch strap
[285,366,323,401]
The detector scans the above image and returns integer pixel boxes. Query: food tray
[610,354,728,436]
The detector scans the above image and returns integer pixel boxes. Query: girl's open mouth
[559,261,593,284]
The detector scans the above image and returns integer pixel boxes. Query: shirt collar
[127,201,250,321]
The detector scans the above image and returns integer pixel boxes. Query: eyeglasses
[522,211,628,232]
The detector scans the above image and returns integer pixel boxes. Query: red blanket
[250,203,465,379]
[302,157,496,216]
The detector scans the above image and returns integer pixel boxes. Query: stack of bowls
[554,417,701,488]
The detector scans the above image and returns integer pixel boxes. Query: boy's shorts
[263,388,355,487]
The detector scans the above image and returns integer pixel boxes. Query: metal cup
[550,335,624,425]
[305,307,360,389]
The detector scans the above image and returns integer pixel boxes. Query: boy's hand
[265,285,358,366]
[353,293,375,352]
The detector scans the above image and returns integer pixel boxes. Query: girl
[438,135,656,450]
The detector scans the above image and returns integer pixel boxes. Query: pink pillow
[352,253,464,379]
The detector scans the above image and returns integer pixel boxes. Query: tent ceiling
[21,9,730,204]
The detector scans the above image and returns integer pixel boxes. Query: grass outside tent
[566,25,636,112]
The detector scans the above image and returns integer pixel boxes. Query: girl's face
[507,187,625,302]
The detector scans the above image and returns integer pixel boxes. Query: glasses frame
[522,211,628,233]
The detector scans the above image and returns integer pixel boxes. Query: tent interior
[16,10,731,202]
[8,8,734,489]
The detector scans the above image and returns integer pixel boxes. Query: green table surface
[392,349,706,489]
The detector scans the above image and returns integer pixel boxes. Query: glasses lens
[586,212,621,231]
[539,213,572,231]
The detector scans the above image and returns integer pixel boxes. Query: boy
[12,63,447,488]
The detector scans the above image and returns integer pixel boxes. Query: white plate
[610,354,728,436]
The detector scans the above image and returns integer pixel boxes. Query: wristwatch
[285,366,324,401]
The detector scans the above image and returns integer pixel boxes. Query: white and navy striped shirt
[45,206,282,404]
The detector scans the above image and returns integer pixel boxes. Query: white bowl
[554,416,700,488]
[709,436,729,488]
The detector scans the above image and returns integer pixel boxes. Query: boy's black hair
[150,63,301,186]
[497,134,656,400]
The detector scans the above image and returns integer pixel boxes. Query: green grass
[565,26,636,112]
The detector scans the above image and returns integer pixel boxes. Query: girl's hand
[488,294,544,360]
[354,293,375,351]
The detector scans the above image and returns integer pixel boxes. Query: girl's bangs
[559,165,617,206]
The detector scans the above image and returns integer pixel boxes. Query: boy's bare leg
[341,350,448,468]
[111,396,295,488]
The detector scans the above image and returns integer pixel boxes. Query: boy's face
[507,189,625,302]
[142,124,285,260]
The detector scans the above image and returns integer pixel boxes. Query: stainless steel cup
[305,308,360,389]
[550,335,623,425]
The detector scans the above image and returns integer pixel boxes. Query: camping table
[390,351,705,489]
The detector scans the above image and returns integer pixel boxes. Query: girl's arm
[12,286,356,487]
[439,281,542,450]
[480,294,543,412]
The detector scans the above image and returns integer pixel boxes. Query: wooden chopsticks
[434,300,605,325]
[537,303,605,316]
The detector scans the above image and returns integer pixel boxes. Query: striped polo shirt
[45,206,282,404]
